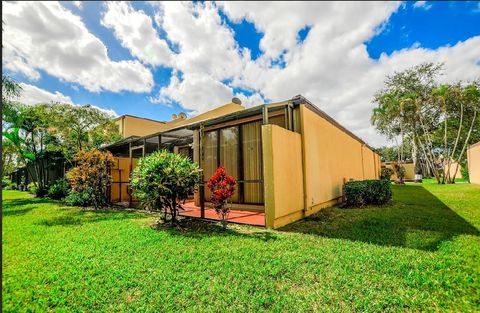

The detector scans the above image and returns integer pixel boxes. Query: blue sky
[3,1,480,145]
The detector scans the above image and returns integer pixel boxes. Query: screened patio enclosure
[104,101,297,225]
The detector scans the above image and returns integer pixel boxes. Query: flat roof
[107,95,378,152]
[114,114,166,124]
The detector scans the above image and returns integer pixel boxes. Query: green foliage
[48,104,121,162]
[380,168,394,181]
[27,182,47,197]
[130,150,201,224]
[344,180,392,207]
[65,189,94,207]
[2,177,17,190]
[3,96,121,193]
[47,178,70,199]
[371,63,480,184]
[460,163,469,182]
[3,181,480,311]
[66,150,115,209]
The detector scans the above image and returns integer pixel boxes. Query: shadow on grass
[2,197,54,217]
[36,208,146,227]
[280,185,480,251]
[153,217,278,242]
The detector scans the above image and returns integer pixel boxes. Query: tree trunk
[452,110,477,182]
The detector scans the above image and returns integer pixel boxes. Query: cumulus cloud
[101,2,174,67]
[4,1,479,146]
[2,1,153,93]
[17,83,73,105]
[17,83,118,117]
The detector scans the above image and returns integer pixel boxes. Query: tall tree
[372,63,480,184]
[49,104,121,164]
[372,63,443,180]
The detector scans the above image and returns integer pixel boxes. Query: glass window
[242,121,263,204]
[220,127,239,202]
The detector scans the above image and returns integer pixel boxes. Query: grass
[2,182,480,312]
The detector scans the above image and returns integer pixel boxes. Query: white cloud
[17,83,118,117]
[101,2,174,67]
[2,1,153,93]
[212,1,480,146]
[413,1,432,10]
[4,1,479,147]
[72,1,82,9]
[17,83,73,105]
[150,72,233,114]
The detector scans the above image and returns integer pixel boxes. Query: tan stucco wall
[163,103,245,131]
[468,142,480,184]
[299,105,379,217]
[262,125,304,228]
[446,161,463,179]
[115,116,166,138]
[383,162,415,181]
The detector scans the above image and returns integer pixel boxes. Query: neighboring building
[104,95,381,228]
[114,115,167,138]
[381,162,416,181]
[468,141,480,184]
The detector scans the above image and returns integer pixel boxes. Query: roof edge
[113,114,166,124]
[291,95,377,152]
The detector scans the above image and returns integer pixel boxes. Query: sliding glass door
[202,120,263,205]
[241,121,263,204]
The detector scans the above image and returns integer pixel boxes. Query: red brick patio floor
[179,201,265,227]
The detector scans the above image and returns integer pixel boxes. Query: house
[104,95,381,228]
[468,141,480,184]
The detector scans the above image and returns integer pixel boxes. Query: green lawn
[2,182,480,312]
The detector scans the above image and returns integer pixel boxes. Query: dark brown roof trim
[291,95,377,152]
[114,114,166,124]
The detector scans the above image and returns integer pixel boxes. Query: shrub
[27,182,48,197]
[460,163,469,182]
[130,150,201,224]
[66,149,115,209]
[207,166,237,229]
[392,162,406,184]
[344,179,392,207]
[65,188,93,207]
[2,177,17,190]
[380,168,394,181]
[47,178,70,199]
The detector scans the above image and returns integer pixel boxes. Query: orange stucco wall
[299,105,379,216]
[115,116,166,138]
[262,125,304,228]
[383,162,416,181]
[468,142,480,184]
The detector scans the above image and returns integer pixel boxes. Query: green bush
[66,150,115,209]
[344,179,392,207]
[2,177,17,190]
[47,178,70,199]
[130,150,201,224]
[380,168,394,181]
[65,188,94,207]
[27,182,47,197]
[461,163,469,182]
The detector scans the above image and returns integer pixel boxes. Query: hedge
[344,179,392,207]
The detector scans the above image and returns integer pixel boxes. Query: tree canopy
[2,76,121,189]
[372,63,480,183]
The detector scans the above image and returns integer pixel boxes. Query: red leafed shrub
[207,166,236,229]
[66,149,115,209]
